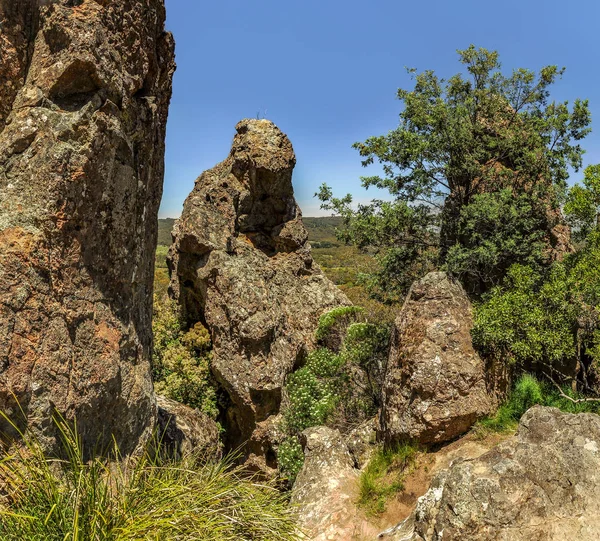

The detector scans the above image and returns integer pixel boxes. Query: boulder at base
[383,406,600,541]
[168,119,349,472]
[380,272,492,445]
[156,395,222,461]
[291,427,362,541]
[0,0,175,455]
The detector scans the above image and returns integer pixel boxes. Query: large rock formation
[169,119,349,471]
[383,406,600,541]
[0,0,175,455]
[380,272,493,446]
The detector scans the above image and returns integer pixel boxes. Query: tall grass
[357,442,418,516]
[0,416,300,540]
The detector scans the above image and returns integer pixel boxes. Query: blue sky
[160,0,600,218]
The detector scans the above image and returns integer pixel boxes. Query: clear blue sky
[160,0,600,218]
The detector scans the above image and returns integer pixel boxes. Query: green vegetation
[477,374,600,435]
[357,442,418,516]
[315,306,364,342]
[278,309,391,482]
[473,176,600,385]
[318,45,591,299]
[0,417,299,541]
[152,296,218,418]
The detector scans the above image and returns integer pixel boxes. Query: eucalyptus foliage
[319,45,591,297]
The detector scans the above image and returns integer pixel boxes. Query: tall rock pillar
[0,0,175,455]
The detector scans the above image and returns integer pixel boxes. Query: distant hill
[157,218,176,246]
[301,216,343,245]
[157,216,342,246]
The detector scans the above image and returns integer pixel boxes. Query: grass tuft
[476,373,600,437]
[0,415,300,541]
[357,442,418,516]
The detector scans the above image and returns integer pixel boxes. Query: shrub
[152,296,217,418]
[283,348,344,434]
[315,306,364,344]
[477,374,600,434]
[357,442,418,516]
[279,308,391,482]
[0,417,300,541]
[277,437,305,482]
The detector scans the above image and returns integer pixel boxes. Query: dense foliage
[152,296,218,418]
[473,171,600,386]
[278,308,390,482]
[318,45,591,298]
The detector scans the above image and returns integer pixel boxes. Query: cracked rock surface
[383,406,600,541]
[0,0,175,456]
[169,119,349,473]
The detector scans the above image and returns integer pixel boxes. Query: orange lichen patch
[71,1,102,20]
[0,228,39,257]
[54,203,69,230]
[70,167,86,182]
[95,321,121,353]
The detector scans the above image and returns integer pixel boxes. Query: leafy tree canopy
[318,45,591,298]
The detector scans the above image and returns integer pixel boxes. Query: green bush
[357,442,418,516]
[0,417,300,541]
[277,437,305,482]
[279,309,391,482]
[152,296,217,418]
[315,305,364,344]
[283,348,344,434]
[477,374,600,434]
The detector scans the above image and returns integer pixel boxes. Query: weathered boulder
[382,406,600,541]
[380,272,492,446]
[168,119,349,471]
[0,0,175,456]
[345,417,377,469]
[291,426,361,541]
[156,395,222,461]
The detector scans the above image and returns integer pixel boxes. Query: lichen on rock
[380,272,494,446]
[0,0,175,456]
[168,119,349,473]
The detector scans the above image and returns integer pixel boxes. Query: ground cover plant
[0,415,300,541]
[357,442,418,516]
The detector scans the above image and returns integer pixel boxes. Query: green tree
[319,45,590,297]
[565,164,600,242]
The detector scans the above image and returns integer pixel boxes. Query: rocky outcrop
[156,395,222,461]
[380,272,492,446]
[168,119,349,472]
[345,417,377,469]
[291,427,362,541]
[0,0,175,456]
[383,406,600,541]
